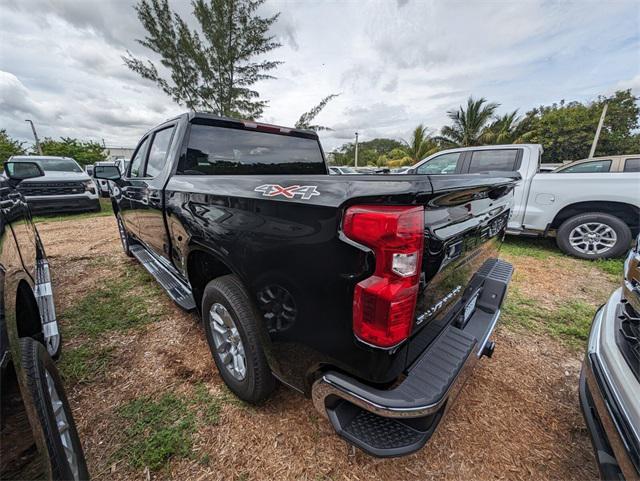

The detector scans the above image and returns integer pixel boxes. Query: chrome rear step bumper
[312,259,512,457]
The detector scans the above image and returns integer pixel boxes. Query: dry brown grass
[41,216,600,481]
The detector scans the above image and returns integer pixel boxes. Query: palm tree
[402,124,438,163]
[482,110,535,144]
[437,96,499,147]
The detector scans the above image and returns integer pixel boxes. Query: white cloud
[0,0,638,152]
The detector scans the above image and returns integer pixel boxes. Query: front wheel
[556,213,631,259]
[20,337,89,480]
[202,275,275,404]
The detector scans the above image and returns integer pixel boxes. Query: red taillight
[343,205,424,348]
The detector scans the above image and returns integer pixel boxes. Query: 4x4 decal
[254,184,320,200]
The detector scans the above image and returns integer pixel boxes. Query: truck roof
[159,112,319,140]
[9,155,76,162]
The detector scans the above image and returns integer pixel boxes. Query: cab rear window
[178,124,326,175]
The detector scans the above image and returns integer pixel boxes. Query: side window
[558,160,611,173]
[129,136,150,177]
[468,149,519,173]
[416,153,461,174]
[145,126,175,178]
[624,158,640,173]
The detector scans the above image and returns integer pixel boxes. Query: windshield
[17,158,83,173]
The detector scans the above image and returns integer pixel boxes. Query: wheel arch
[15,280,43,341]
[551,201,640,234]
[186,247,234,314]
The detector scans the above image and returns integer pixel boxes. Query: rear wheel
[556,213,631,259]
[202,275,275,404]
[116,213,133,257]
[20,337,89,480]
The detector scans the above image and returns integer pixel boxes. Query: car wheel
[556,213,631,259]
[20,337,89,481]
[116,213,133,257]
[202,275,275,404]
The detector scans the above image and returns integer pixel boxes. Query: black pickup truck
[1,161,88,479]
[95,112,516,458]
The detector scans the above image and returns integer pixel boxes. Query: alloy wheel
[209,303,247,381]
[45,370,80,481]
[569,222,617,255]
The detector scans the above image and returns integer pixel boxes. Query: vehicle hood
[21,171,91,183]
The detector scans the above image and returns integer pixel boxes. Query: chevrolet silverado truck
[1,160,89,480]
[95,112,516,457]
[410,145,640,259]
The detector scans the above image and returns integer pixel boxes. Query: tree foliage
[401,124,438,162]
[330,138,405,166]
[483,111,535,145]
[0,129,25,165]
[525,89,640,161]
[39,138,107,166]
[124,0,281,119]
[295,94,339,131]
[438,97,499,147]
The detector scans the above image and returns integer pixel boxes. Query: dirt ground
[37,215,607,481]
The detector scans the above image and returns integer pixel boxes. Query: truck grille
[19,182,85,196]
[617,301,640,381]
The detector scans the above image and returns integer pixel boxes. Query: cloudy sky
[1,0,639,152]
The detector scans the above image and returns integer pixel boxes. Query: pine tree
[124,0,282,119]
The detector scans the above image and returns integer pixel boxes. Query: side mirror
[94,165,121,180]
[4,161,44,185]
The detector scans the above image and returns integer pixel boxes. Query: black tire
[201,275,275,404]
[116,213,133,257]
[20,337,90,481]
[556,212,632,259]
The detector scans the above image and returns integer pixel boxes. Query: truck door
[132,125,176,262]
[0,182,38,281]
[120,135,151,239]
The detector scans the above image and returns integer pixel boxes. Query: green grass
[115,385,227,471]
[501,237,563,260]
[593,257,625,277]
[117,393,196,471]
[61,261,166,340]
[32,198,113,223]
[58,345,114,385]
[502,236,626,278]
[502,287,596,349]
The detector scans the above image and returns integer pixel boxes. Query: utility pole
[25,119,43,155]
[589,103,607,158]
[354,132,359,168]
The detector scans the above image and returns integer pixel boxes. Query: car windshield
[18,158,83,173]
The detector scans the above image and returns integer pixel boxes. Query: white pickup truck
[410,144,640,259]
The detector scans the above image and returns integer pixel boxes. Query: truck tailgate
[407,174,514,365]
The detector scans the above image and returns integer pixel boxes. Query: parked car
[0,160,89,480]
[95,112,516,458]
[410,145,640,259]
[555,154,640,174]
[328,166,359,175]
[7,156,101,215]
[580,235,640,480]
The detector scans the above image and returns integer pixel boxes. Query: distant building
[104,146,135,162]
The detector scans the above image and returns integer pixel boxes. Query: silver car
[580,235,640,480]
[9,156,101,215]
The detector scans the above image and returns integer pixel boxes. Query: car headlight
[83,180,97,195]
